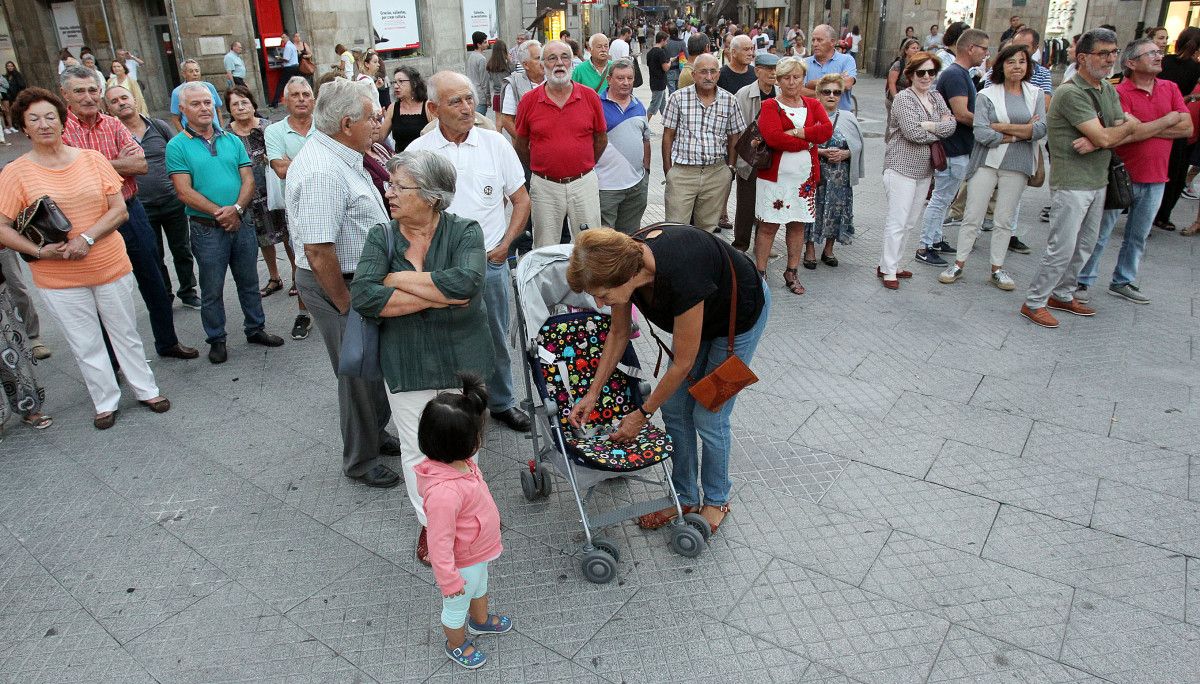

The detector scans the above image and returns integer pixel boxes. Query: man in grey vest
[498,40,544,139]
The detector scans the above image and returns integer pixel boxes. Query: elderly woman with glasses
[753,56,832,295]
[878,52,956,289]
[807,73,864,268]
[350,149,491,566]
[938,44,1046,291]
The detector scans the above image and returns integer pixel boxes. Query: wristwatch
[234,203,244,216]
[637,405,655,420]
[80,233,95,246]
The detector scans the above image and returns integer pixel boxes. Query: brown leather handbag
[735,120,772,170]
[17,195,72,263]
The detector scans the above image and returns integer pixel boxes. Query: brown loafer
[1020,304,1059,328]
[158,344,199,360]
[93,411,118,430]
[877,267,912,279]
[881,277,899,290]
[139,397,171,413]
[1047,297,1096,317]
[637,504,697,530]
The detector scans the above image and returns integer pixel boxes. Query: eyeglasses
[394,79,410,84]
[1134,50,1164,60]
[383,182,421,193]
[543,54,573,63]
[1087,49,1121,58]
[913,68,937,77]
[819,89,843,96]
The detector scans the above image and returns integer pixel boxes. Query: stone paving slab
[926,625,1105,683]
[1059,591,1200,684]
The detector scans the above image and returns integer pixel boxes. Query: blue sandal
[445,638,487,669]
[467,614,513,635]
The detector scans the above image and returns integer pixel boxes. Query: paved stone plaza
[0,75,1198,682]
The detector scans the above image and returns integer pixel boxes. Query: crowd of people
[0,11,1197,671]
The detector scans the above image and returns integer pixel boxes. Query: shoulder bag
[634,225,760,412]
[338,222,395,380]
[1085,88,1132,210]
[919,92,949,171]
[17,195,72,263]
[736,119,772,169]
[298,43,316,76]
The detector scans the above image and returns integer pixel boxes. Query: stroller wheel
[682,512,713,541]
[520,468,538,501]
[581,548,618,584]
[669,525,706,559]
[591,538,620,563]
[535,464,553,497]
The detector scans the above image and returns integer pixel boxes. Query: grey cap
[754,53,780,67]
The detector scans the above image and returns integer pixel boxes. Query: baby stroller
[507,248,711,584]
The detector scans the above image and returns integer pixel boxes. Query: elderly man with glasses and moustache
[1075,38,1191,306]
[167,81,285,363]
[285,78,403,488]
[514,40,606,248]
[1021,28,1144,328]
[407,71,532,432]
[661,53,746,234]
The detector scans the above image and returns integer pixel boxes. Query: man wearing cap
[733,53,778,252]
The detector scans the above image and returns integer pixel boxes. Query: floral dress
[809,117,854,244]
[755,102,817,224]
[233,119,285,248]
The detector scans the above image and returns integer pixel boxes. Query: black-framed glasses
[913,68,937,77]
[1087,49,1121,58]
[384,182,421,193]
[819,89,843,96]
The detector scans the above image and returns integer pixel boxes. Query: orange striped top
[0,150,132,290]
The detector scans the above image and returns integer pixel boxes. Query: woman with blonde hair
[753,56,832,294]
[354,50,383,106]
[107,60,147,115]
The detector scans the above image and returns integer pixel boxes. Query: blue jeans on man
[1078,182,1165,288]
[483,260,516,413]
[661,281,771,507]
[189,216,266,343]
[920,154,969,248]
[120,198,183,354]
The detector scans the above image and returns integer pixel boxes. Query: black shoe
[350,464,401,488]
[208,341,228,364]
[915,248,948,267]
[247,330,285,347]
[291,314,312,340]
[159,343,200,360]
[492,407,532,432]
[379,439,403,457]
[1008,236,1031,254]
[179,293,201,310]
[932,240,956,254]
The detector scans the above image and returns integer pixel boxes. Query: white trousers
[386,387,455,527]
[879,170,932,278]
[530,171,602,248]
[956,166,1028,267]
[39,273,160,413]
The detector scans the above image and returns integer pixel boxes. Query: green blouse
[350,212,493,393]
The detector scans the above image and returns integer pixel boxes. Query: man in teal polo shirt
[572,33,612,92]
[167,81,284,363]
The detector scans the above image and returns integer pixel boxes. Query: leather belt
[532,170,590,184]
[342,272,355,280]
[188,215,218,226]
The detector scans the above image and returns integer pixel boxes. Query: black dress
[390,103,427,152]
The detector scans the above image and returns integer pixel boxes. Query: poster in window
[52,2,85,50]
[371,0,420,51]
[462,0,498,47]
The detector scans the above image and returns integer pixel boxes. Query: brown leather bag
[636,225,759,412]
[735,120,772,170]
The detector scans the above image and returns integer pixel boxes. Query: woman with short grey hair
[350,149,491,566]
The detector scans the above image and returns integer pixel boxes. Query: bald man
[661,53,747,233]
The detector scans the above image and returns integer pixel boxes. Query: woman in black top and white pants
[566,225,770,535]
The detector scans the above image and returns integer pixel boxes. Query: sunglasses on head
[819,88,843,96]
[913,68,937,77]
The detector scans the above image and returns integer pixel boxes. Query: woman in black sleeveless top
[380,66,430,152]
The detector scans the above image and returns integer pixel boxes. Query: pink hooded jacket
[415,458,503,596]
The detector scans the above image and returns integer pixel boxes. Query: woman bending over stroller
[566,226,770,535]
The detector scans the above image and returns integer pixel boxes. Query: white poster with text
[462,0,498,47]
[370,0,420,51]
[52,2,84,50]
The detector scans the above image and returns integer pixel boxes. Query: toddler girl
[416,373,511,670]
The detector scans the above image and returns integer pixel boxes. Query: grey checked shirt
[661,85,747,166]
[285,131,388,272]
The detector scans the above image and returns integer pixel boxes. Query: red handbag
[930,140,948,172]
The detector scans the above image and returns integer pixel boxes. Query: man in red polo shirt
[1077,38,1191,306]
[514,39,607,248]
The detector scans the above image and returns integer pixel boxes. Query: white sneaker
[990,269,1015,291]
[937,264,963,284]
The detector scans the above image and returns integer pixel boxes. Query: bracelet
[35,245,42,259]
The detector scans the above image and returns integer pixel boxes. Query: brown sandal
[783,268,806,295]
[1182,222,1200,236]
[637,504,697,530]
[699,503,731,536]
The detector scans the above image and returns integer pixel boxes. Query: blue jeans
[920,154,969,249]
[1079,182,1164,288]
[120,198,180,354]
[483,260,516,413]
[661,281,771,507]
[189,216,265,344]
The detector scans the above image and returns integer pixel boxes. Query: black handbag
[1085,89,1133,210]
[736,120,772,170]
[16,195,72,262]
[337,221,395,380]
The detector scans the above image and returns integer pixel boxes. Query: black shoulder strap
[149,117,174,141]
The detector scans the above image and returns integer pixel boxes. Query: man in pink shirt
[1077,38,1192,305]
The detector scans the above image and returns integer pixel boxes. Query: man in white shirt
[271,33,301,106]
[610,27,632,60]
[118,48,144,82]
[498,40,544,139]
[408,71,533,432]
[925,24,943,50]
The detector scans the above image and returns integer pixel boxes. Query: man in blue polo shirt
[596,58,651,232]
[803,25,856,110]
[167,82,284,364]
[170,59,223,132]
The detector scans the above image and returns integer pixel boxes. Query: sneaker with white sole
[916,248,948,266]
[937,264,963,284]
[1074,284,1091,303]
[990,269,1015,291]
[1108,282,1150,304]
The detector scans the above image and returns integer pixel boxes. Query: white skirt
[755,151,817,224]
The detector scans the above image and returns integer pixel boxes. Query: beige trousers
[664,163,732,232]
[530,171,601,248]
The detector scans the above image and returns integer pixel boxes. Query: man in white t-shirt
[610,27,632,59]
[408,71,533,431]
[498,40,544,139]
[118,48,144,82]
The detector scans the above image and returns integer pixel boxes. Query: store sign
[370,0,420,51]
[51,2,84,50]
[462,0,498,46]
